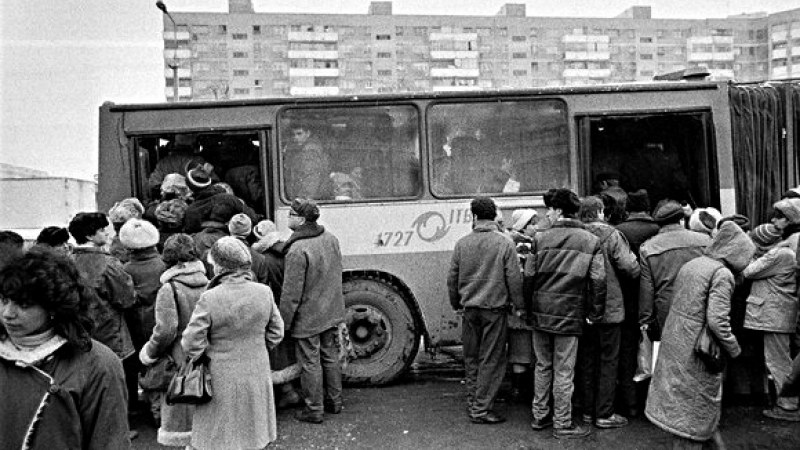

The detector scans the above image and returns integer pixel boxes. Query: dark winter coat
[524,219,606,335]
[282,137,331,200]
[251,239,286,303]
[447,220,524,311]
[645,222,753,441]
[123,247,166,347]
[193,223,228,276]
[616,212,660,257]
[742,243,798,333]
[280,223,345,338]
[184,189,259,234]
[0,338,130,450]
[638,224,711,337]
[71,246,137,359]
[584,221,640,324]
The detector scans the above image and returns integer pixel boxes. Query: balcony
[707,69,735,80]
[432,85,482,92]
[290,86,340,96]
[164,67,191,78]
[287,50,338,59]
[288,68,340,77]
[164,49,192,60]
[793,64,800,76]
[430,68,480,77]
[165,86,192,98]
[772,66,789,79]
[772,48,787,59]
[288,31,338,42]
[771,31,788,42]
[430,50,479,60]
[687,51,735,62]
[564,51,611,61]
[562,68,612,78]
[562,35,610,44]
[164,31,191,41]
[429,32,478,41]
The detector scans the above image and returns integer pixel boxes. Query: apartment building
[161,0,800,101]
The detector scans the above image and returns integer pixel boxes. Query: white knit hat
[209,236,252,271]
[119,218,159,249]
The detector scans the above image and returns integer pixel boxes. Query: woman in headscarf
[0,249,130,449]
[645,221,755,448]
[182,237,284,449]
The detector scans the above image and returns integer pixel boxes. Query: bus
[99,80,799,386]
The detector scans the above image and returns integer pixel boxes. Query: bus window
[279,106,421,202]
[135,131,266,216]
[428,100,569,196]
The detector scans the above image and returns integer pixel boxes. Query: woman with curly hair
[0,249,131,449]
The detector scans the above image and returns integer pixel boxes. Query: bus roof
[106,81,726,113]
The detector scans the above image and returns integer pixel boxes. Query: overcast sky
[1,0,798,180]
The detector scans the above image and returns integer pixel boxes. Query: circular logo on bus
[412,211,451,243]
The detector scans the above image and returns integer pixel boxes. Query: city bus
[98,80,799,386]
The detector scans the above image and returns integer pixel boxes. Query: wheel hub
[346,305,390,359]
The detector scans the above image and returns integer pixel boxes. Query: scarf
[0,330,67,366]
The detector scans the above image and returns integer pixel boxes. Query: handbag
[139,281,181,391]
[694,324,725,374]
[165,353,213,405]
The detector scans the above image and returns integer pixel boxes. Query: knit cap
[510,209,537,232]
[749,223,782,247]
[108,198,145,224]
[291,198,320,222]
[228,213,253,238]
[253,220,277,240]
[652,200,684,224]
[155,199,188,227]
[119,218,159,249]
[773,199,800,224]
[209,236,252,271]
[186,167,213,192]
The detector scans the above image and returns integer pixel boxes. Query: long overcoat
[645,222,754,441]
[182,270,284,450]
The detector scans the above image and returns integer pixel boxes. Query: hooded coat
[645,222,754,442]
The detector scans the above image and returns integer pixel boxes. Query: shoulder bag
[165,352,213,405]
[693,264,726,374]
[139,281,180,391]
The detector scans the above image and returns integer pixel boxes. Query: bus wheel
[342,277,420,385]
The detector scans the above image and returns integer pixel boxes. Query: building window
[232,33,248,40]
[413,26,427,36]
[512,52,527,59]
[233,69,249,76]
[512,36,526,42]
[234,88,250,95]
[531,62,539,72]
[640,54,653,60]
[497,27,508,36]
[376,34,391,41]
[254,79,261,86]
[640,37,653,43]
[512,69,527,76]
[395,26,404,36]
[377,70,392,76]
[218,25,227,34]
[233,51,248,58]
[253,26,261,35]
[377,52,392,58]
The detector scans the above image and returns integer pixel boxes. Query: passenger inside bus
[147,134,214,196]
[282,123,332,200]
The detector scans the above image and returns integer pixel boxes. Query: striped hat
[749,223,782,247]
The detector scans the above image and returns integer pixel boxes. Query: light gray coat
[742,243,798,333]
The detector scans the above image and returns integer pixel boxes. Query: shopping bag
[694,325,725,374]
[139,355,178,391]
[634,329,654,382]
[165,354,212,405]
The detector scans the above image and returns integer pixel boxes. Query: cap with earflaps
[652,200,684,224]
[119,218,159,249]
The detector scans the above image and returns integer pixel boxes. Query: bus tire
[342,277,420,386]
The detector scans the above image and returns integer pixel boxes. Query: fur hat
[749,223,782,247]
[510,209,537,231]
[119,218,159,249]
[108,198,145,224]
[774,199,800,224]
[550,189,580,216]
[161,173,190,197]
[689,207,722,235]
[626,189,650,213]
[228,213,252,238]
[162,233,197,266]
[209,236,252,271]
[186,167,213,192]
[36,226,70,246]
[653,200,684,224]
[209,200,238,224]
[291,198,320,222]
[155,199,188,227]
[253,220,277,240]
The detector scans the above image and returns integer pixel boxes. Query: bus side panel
[98,105,134,212]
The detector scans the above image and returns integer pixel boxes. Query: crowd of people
[0,185,345,449]
[448,185,800,446]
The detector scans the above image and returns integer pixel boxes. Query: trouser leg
[597,324,622,418]
[617,321,639,413]
[122,355,140,412]
[296,334,324,413]
[472,309,508,416]
[319,327,342,407]
[764,332,798,410]
[531,329,554,421]
[578,325,599,416]
[462,309,481,410]
[552,335,579,429]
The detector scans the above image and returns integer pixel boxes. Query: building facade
[161,1,800,101]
